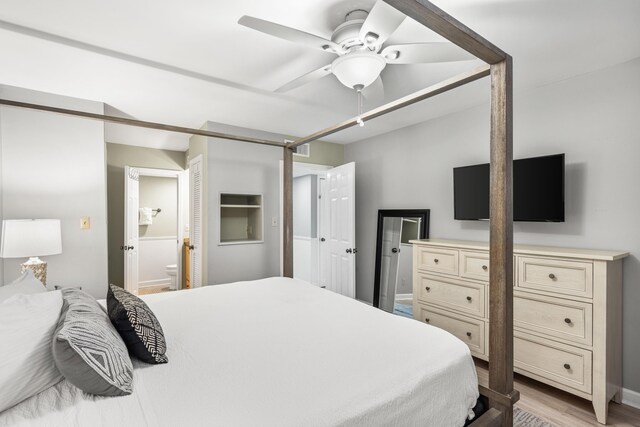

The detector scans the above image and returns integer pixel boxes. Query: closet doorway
[124,167,188,295]
[280,162,356,298]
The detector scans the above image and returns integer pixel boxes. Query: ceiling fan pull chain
[355,85,365,127]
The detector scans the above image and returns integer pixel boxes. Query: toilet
[166,264,178,289]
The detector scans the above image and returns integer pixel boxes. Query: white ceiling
[0,0,639,150]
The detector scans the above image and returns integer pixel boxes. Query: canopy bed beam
[0,99,286,148]
[488,57,514,426]
[282,146,294,278]
[289,64,490,149]
[382,0,507,64]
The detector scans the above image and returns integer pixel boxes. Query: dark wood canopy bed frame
[0,0,516,424]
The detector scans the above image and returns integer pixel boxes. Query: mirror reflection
[374,210,430,318]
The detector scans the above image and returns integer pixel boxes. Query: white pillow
[0,291,64,412]
[0,270,46,303]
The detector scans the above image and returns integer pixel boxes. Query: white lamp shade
[0,219,62,258]
[331,51,387,89]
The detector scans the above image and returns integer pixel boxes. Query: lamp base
[21,257,47,286]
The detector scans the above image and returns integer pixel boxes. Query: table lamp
[0,219,62,285]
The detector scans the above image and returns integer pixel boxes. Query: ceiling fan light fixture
[331,51,386,89]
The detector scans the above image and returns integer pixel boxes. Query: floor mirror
[373,209,430,318]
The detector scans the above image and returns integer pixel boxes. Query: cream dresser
[411,239,628,424]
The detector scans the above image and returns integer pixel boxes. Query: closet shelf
[220,204,261,208]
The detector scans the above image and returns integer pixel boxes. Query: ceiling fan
[238,0,475,97]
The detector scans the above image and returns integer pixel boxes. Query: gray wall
[205,122,284,285]
[105,143,186,286]
[293,175,317,238]
[0,85,109,298]
[294,141,344,167]
[0,101,3,282]
[345,58,640,393]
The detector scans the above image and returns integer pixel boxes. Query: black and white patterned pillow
[53,288,133,396]
[107,284,168,364]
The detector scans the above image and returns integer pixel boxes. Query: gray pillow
[0,270,45,303]
[52,288,133,396]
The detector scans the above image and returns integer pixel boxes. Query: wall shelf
[219,193,263,245]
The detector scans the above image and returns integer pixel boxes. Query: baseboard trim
[622,388,640,409]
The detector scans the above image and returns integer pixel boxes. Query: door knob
[346,248,352,254]
[120,245,125,250]
[391,248,398,253]
[188,245,195,250]
[127,246,134,250]
[320,237,326,242]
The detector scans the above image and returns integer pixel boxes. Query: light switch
[80,217,91,229]
[271,217,278,227]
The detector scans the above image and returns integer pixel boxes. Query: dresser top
[410,238,629,261]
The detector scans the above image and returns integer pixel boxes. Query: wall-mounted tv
[454,154,565,222]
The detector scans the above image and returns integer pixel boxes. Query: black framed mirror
[373,209,430,316]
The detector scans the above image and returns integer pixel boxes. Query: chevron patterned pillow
[53,288,133,396]
[107,284,168,364]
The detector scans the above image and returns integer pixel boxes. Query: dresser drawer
[460,251,490,281]
[514,332,592,394]
[517,256,593,298]
[416,247,459,276]
[514,292,592,346]
[417,275,485,318]
[418,305,485,355]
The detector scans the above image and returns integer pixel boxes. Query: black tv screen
[454,154,565,222]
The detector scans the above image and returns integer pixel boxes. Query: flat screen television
[454,153,565,222]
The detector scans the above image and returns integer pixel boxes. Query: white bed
[0,277,479,427]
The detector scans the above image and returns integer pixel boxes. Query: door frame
[278,161,332,277]
[124,166,186,292]
[372,209,430,308]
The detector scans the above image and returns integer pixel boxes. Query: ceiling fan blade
[382,43,475,64]
[359,0,406,48]
[362,77,385,105]
[275,64,333,93]
[238,16,342,54]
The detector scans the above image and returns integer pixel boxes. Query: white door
[189,155,204,288]
[323,162,356,298]
[379,217,403,312]
[124,166,139,294]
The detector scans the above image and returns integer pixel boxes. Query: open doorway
[124,167,188,295]
[280,162,356,298]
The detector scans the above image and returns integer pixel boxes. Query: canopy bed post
[488,57,514,426]
[282,145,294,278]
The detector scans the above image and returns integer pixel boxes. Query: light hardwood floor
[475,360,640,426]
[137,285,174,295]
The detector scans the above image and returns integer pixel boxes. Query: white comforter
[1,278,479,427]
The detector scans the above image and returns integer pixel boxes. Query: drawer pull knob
[564,363,571,370]
[564,318,572,324]
[466,332,472,337]
[466,296,472,302]
[549,273,556,280]
[425,318,430,323]
[482,265,488,271]
[434,258,439,264]
[425,286,431,292]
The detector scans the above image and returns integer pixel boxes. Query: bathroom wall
[138,176,178,238]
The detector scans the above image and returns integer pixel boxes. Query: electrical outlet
[80,216,91,230]
[271,217,278,227]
